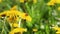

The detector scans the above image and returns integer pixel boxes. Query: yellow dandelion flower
[19,0,24,3]
[52,26,60,34]
[0,6,32,22]
[5,11,19,22]
[58,7,60,10]
[10,5,32,22]
[33,29,38,32]
[55,0,60,4]
[33,0,37,4]
[47,0,55,6]
[0,11,17,22]
[9,28,27,34]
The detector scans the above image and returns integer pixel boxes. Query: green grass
[0,0,60,34]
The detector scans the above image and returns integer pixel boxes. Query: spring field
[0,0,60,34]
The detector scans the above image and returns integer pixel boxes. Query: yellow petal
[25,16,32,22]
[58,7,60,10]
[10,5,17,10]
[52,26,58,30]
[56,31,60,34]
[9,28,27,34]
[33,0,37,4]
[18,13,32,21]
[47,0,55,6]
[13,23,19,28]
[56,0,60,4]
[20,0,24,3]
[47,2,55,6]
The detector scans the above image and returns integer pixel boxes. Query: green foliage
[0,0,60,34]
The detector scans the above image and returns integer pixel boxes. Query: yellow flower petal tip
[56,0,60,4]
[19,13,32,22]
[9,28,27,34]
[20,0,24,3]
[11,5,17,10]
[26,16,32,22]
[33,0,37,4]
[58,7,60,10]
